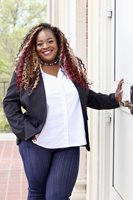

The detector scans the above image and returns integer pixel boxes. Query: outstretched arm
[87,79,124,110]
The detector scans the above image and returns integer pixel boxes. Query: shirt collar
[40,67,66,79]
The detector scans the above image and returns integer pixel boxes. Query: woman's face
[36,29,59,63]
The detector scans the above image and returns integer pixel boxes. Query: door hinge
[105,111,112,123]
[107,10,113,18]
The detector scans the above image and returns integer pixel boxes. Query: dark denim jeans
[19,140,80,200]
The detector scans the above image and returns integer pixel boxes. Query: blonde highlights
[15,23,89,94]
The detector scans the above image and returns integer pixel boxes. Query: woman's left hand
[115,79,124,103]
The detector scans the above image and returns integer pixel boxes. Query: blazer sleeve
[87,89,119,110]
[3,71,25,140]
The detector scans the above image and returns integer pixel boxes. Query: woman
[3,23,123,200]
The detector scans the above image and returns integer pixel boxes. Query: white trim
[109,0,121,199]
[0,133,16,140]
[98,0,110,198]
[98,0,116,200]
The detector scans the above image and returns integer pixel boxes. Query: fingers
[115,78,124,102]
[115,91,123,102]
[117,78,124,90]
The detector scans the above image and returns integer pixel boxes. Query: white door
[111,0,133,199]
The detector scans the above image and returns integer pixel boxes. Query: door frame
[98,0,117,200]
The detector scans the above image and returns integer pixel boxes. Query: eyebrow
[37,37,54,42]
[47,37,54,40]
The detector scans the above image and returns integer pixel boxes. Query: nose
[42,42,49,49]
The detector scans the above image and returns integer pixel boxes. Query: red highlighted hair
[15,23,89,94]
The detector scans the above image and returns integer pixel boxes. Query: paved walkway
[0,134,86,200]
[0,134,28,200]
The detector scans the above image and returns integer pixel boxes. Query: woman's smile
[41,49,54,56]
[43,50,52,55]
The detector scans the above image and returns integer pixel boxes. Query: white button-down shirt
[33,68,87,149]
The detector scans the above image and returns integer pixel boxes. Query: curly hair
[15,23,89,94]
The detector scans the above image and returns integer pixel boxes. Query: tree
[0,0,47,78]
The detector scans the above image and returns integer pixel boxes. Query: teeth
[44,51,51,55]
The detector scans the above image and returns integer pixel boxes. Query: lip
[41,50,53,56]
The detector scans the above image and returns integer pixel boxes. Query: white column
[87,0,100,200]
[49,0,76,51]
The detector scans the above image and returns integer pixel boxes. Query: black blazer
[3,71,119,151]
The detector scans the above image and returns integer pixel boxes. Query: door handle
[120,100,133,109]
[119,86,133,114]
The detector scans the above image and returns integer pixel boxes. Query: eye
[37,43,43,46]
[48,40,54,44]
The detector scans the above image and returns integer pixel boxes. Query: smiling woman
[3,22,123,200]
[36,29,59,65]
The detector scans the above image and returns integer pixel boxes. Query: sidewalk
[0,134,27,200]
[0,134,86,200]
